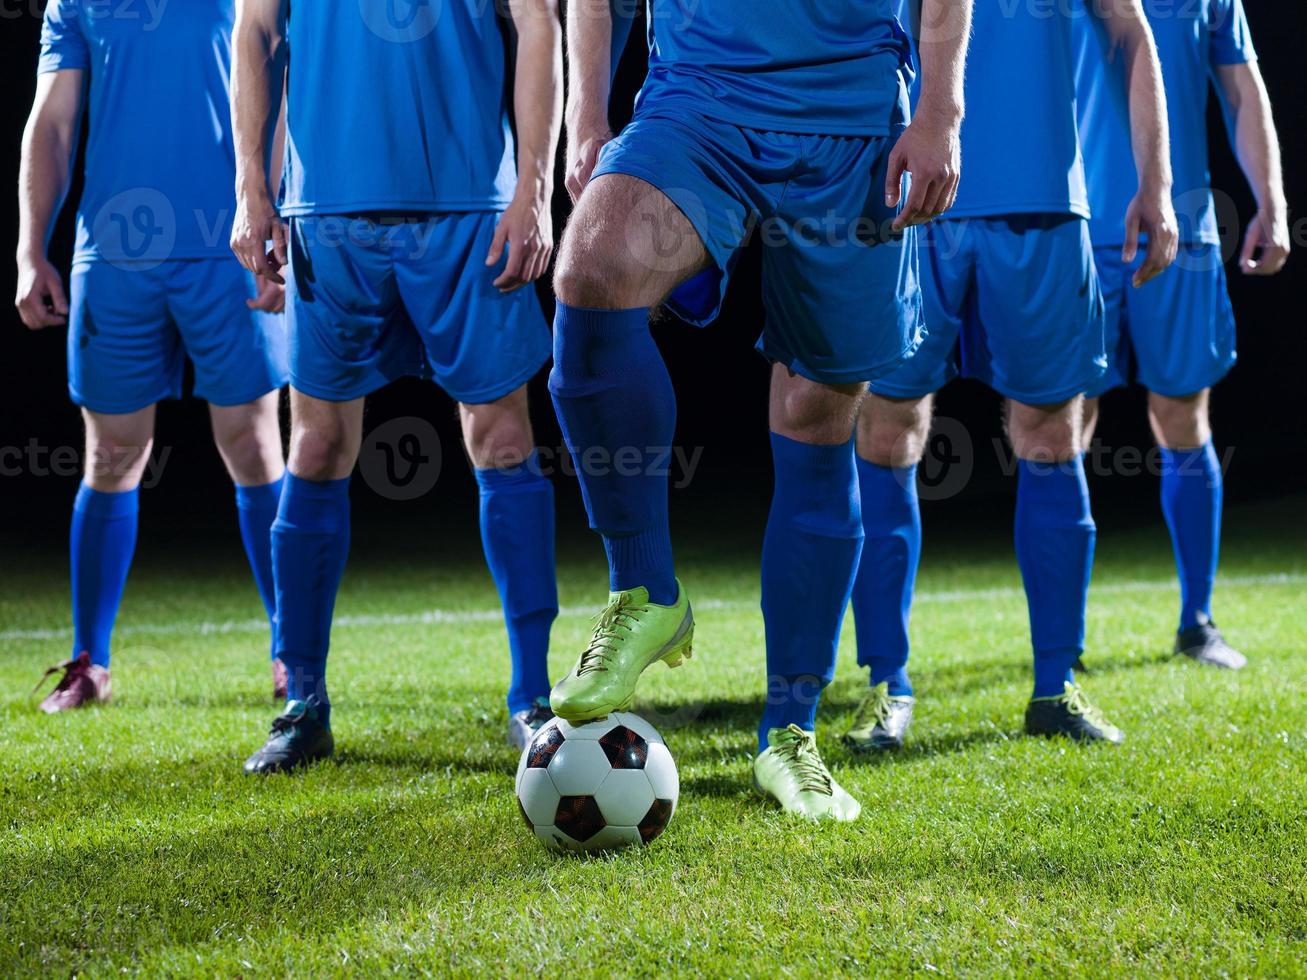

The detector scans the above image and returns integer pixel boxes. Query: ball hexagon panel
[594,768,656,827]
[516,766,561,828]
[546,738,611,796]
[598,725,648,769]
[584,825,643,851]
[553,795,606,845]
[644,741,679,801]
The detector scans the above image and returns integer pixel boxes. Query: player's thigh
[760,135,924,387]
[285,216,421,403]
[286,387,365,481]
[1126,242,1236,399]
[67,262,181,415]
[458,385,535,470]
[969,215,1105,405]
[166,258,288,409]
[393,212,551,408]
[556,172,712,309]
[209,391,285,487]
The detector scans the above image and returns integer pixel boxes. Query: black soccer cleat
[243,695,335,775]
[508,697,555,752]
[1025,682,1124,745]
[1175,617,1247,670]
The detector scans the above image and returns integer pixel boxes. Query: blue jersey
[1076,0,1257,246]
[279,1,516,217]
[38,0,240,264]
[945,1,1088,220]
[633,0,913,136]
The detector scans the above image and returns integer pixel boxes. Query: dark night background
[0,2,1302,567]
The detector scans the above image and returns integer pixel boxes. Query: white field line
[1,572,1302,644]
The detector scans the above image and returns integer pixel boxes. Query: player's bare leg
[547,174,709,722]
[842,392,932,751]
[460,385,561,749]
[211,391,289,696]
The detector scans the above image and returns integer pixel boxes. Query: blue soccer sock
[1015,456,1096,699]
[475,453,559,713]
[549,302,677,604]
[758,434,864,750]
[70,482,140,668]
[235,475,284,658]
[851,458,921,697]
[1159,442,1222,631]
[272,473,351,726]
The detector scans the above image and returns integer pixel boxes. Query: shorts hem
[758,333,925,387]
[1137,360,1236,400]
[980,373,1106,406]
[69,386,179,415]
[195,375,288,408]
[288,373,396,403]
[441,352,549,406]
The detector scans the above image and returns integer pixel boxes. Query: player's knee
[1007,398,1080,463]
[215,420,281,486]
[771,376,864,446]
[289,420,355,481]
[857,397,931,469]
[464,414,534,471]
[554,240,643,310]
[1148,391,1210,449]
[84,431,153,491]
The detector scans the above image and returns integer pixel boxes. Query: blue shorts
[873,214,1106,404]
[592,111,924,385]
[68,258,287,415]
[286,212,550,404]
[1087,243,1236,399]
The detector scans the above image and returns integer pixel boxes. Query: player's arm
[1215,61,1289,276]
[488,0,563,292]
[886,0,972,230]
[1090,0,1178,286]
[563,0,618,202]
[15,70,83,330]
[230,0,288,289]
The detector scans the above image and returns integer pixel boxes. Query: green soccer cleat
[754,725,861,822]
[243,696,335,775]
[843,681,915,752]
[1025,682,1124,744]
[549,583,694,723]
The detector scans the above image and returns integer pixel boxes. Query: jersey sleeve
[1209,0,1257,66]
[38,0,90,75]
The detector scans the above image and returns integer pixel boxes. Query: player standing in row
[843,0,1178,751]
[549,0,971,820]
[231,0,563,772]
[1077,0,1289,669]
[18,0,289,712]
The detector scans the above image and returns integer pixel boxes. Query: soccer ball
[515,712,679,854]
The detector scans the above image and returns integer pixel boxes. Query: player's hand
[1122,184,1178,287]
[487,185,554,293]
[886,111,962,231]
[247,274,285,313]
[565,121,614,203]
[14,252,69,330]
[1238,207,1290,276]
[231,188,287,286]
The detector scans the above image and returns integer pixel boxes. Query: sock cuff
[554,302,651,335]
[856,456,918,505]
[278,473,351,529]
[235,475,285,510]
[74,482,139,520]
[1159,441,1219,474]
[474,450,552,491]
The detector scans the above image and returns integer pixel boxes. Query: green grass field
[2,495,1305,976]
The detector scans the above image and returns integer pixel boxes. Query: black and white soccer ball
[515,712,678,854]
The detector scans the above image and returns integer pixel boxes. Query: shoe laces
[773,725,833,796]
[523,699,553,729]
[577,592,647,675]
[851,684,893,732]
[31,654,90,695]
[269,699,313,734]
[1062,684,1110,729]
